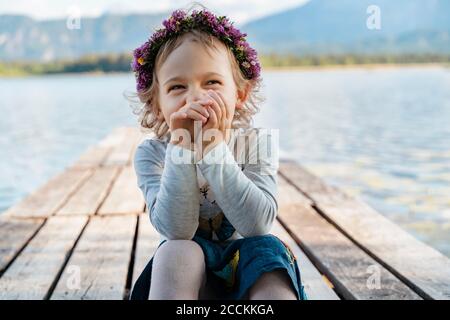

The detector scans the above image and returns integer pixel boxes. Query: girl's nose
[187,91,211,105]
[189,83,214,100]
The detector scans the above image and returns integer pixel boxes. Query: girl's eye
[168,81,220,92]
[208,80,220,84]
[168,85,184,92]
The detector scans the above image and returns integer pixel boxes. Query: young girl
[129,7,307,300]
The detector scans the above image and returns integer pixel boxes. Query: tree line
[1,53,449,76]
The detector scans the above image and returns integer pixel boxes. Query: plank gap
[278,167,316,203]
[276,216,344,299]
[123,214,140,300]
[48,168,95,217]
[279,165,429,300]
[43,217,91,300]
[93,167,123,215]
[0,218,47,278]
[283,167,432,299]
[310,203,432,300]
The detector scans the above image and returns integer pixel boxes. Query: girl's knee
[149,240,206,299]
[157,239,204,256]
[154,240,205,271]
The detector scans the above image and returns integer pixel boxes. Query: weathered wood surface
[277,176,421,300]
[0,217,45,274]
[0,126,448,300]
[279,161,450,300]
[98,166,145,215]
[0,216,87,299]
[3,167,93,218]
[270,220,340,300]
[56,167,119,216]
[51,215,137,300]
[132,214,160,287]
[102,127,141,167]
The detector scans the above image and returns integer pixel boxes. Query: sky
[0,0,310,24]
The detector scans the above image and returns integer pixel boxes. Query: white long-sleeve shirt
[133,127,279,243]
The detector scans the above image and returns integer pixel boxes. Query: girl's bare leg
[149,240,207,300]
[247,269,297,300]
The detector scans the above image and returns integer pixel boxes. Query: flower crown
[131,9,261,92]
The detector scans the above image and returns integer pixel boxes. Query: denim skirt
[130,233,308,300]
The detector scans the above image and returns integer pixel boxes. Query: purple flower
[216,25,225,34]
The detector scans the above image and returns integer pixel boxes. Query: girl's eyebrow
[163,72,224,86]
[163,76,186,86]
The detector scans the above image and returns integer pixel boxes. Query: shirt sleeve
[133,139,200,240]
[196,129,279,237]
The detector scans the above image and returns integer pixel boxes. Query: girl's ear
[236,83,252,109]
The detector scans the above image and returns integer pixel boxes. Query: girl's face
[156,34,243,128]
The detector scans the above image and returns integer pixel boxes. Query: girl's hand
[199,90,232,151]
[169,102,210,148]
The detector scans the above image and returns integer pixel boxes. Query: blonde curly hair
[130,29,264,139]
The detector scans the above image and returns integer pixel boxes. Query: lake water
[1,66,449,257]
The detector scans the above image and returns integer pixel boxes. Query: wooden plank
[131,129,151,159]
[0,216,87,299]
[56,167,119,216]
[71,126,131,169]
[102,127,142,167]
[72,145,112,169]
[103,127,134,149]
[50,215,137,300]
[279,161,450,300]
[271,220,340,300]
[0,217,45,274]
[128,128,145,163]
[2,167,93,218]
[276,175,421,300]
[132,213,160,287]
[98,166,145,215]
[276,173,312,207]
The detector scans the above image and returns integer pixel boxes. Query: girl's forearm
[149,142,200,240]
[197,139,278,237]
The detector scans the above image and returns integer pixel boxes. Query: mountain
[243,0,450,55]
[0,0,449,62]
[0,13,168,61]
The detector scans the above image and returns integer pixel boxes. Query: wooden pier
[0,126,449,300]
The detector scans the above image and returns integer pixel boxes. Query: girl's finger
[209,105,218,125]
[189,102,210,118]
[207,90,228,120]
[202,105,216,129]
[170,111,187,121]
[215,91,231,121]
[185,109,208,123]
[206,96,222,122]
[197,99,214,112]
